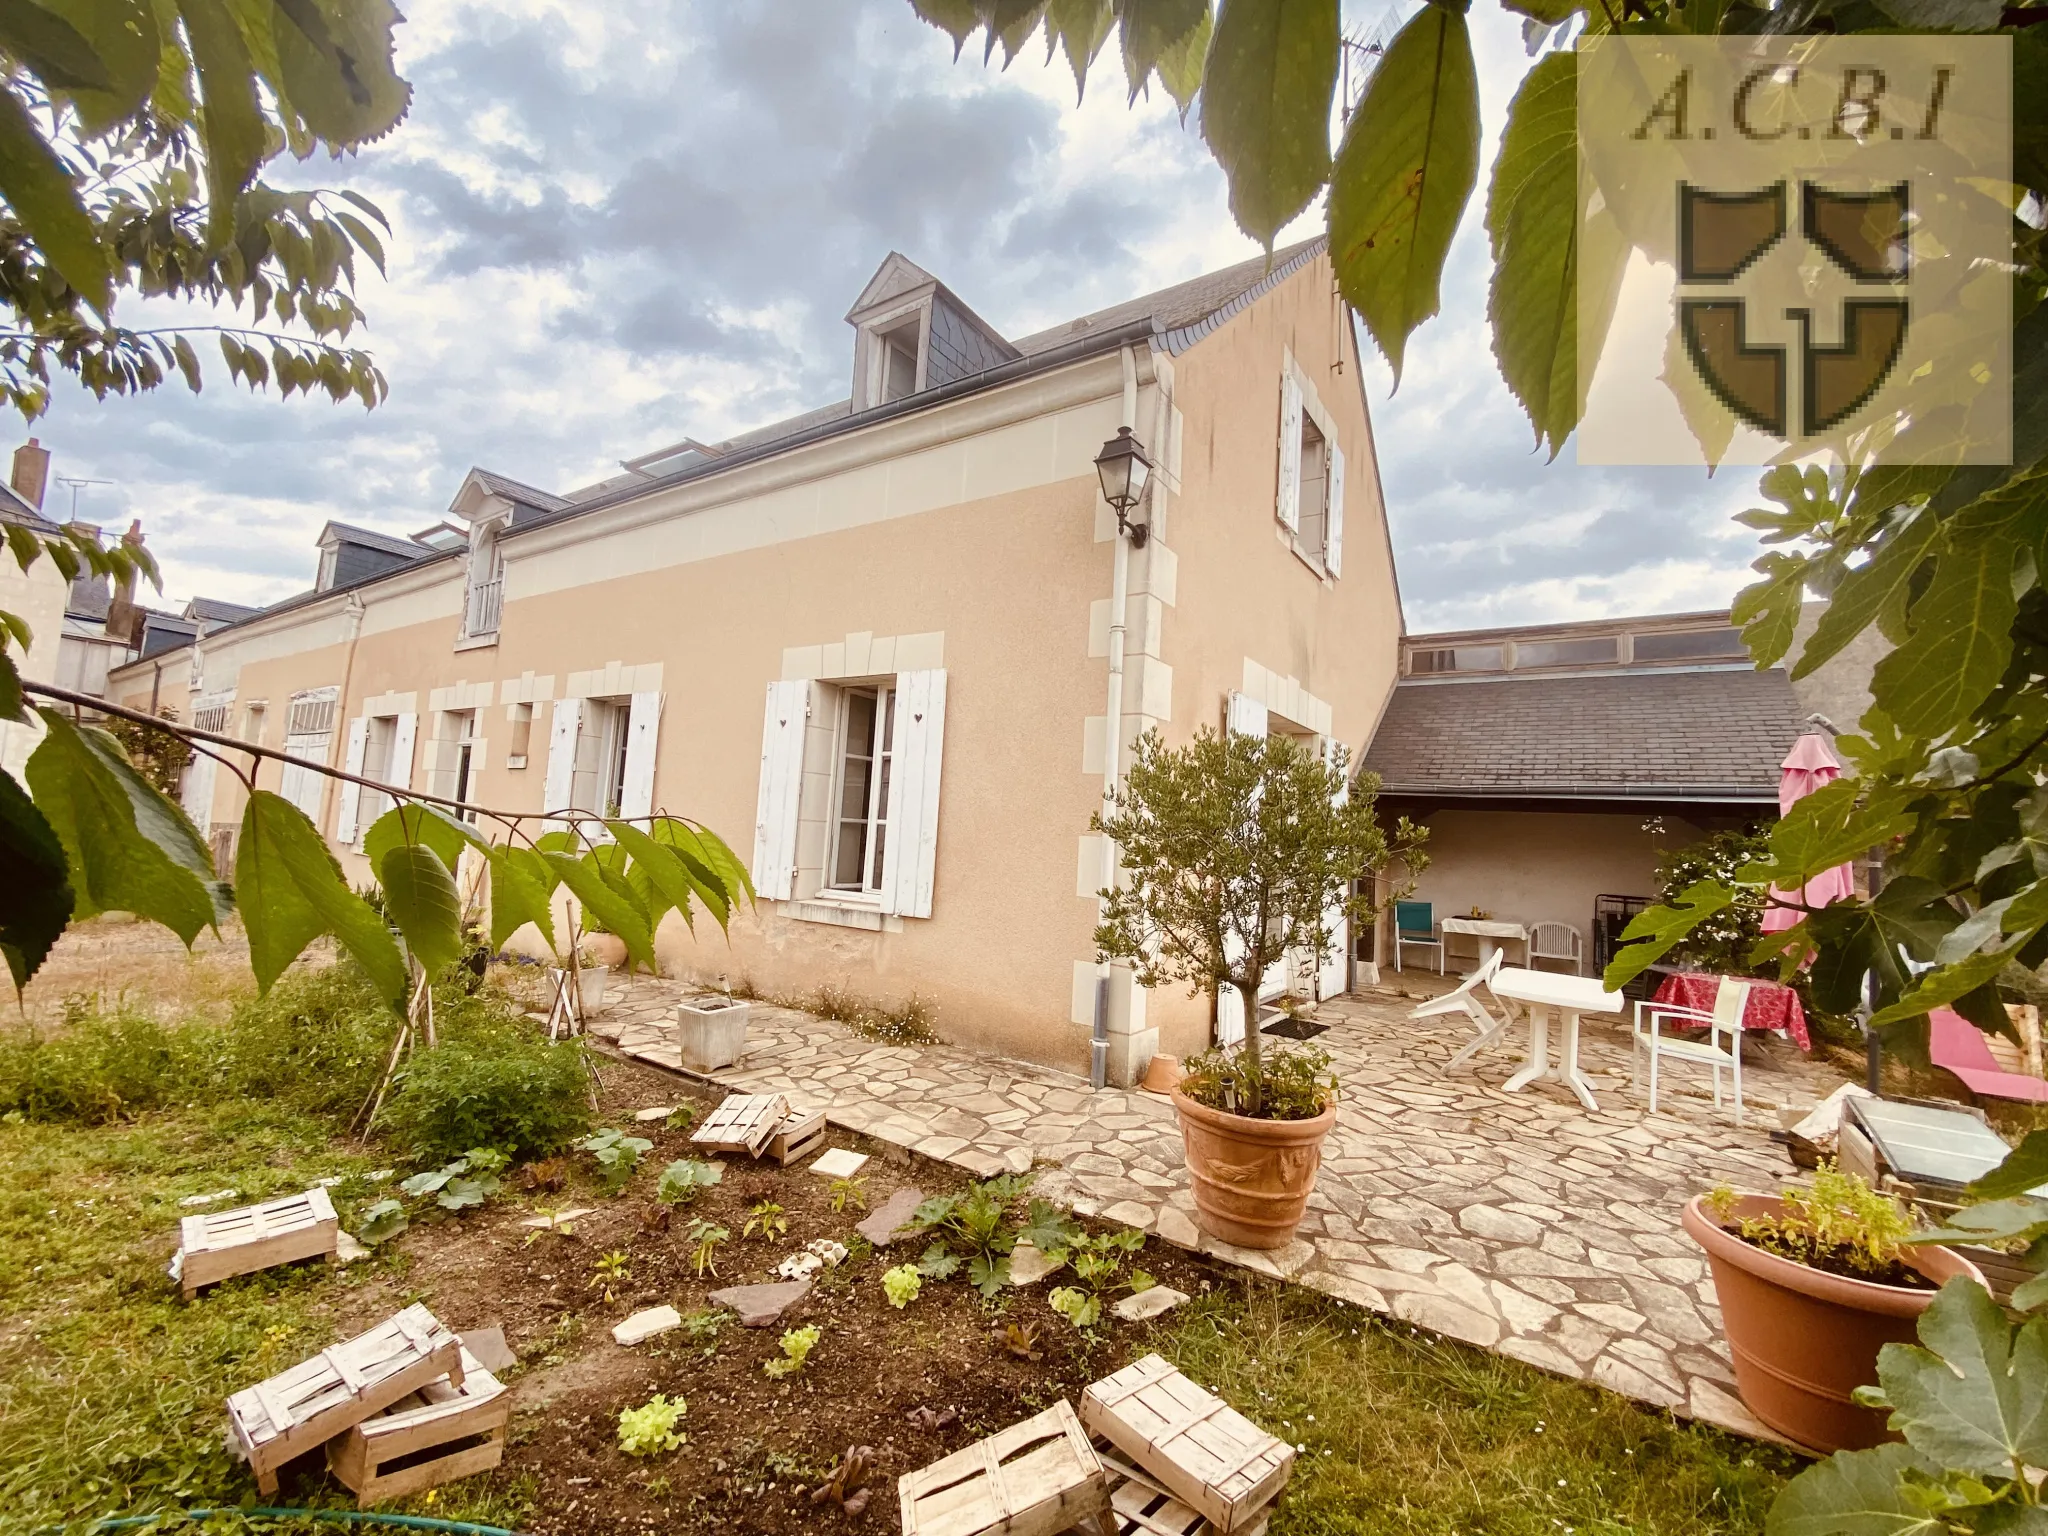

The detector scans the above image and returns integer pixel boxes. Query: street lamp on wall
[1093,426,1153,548]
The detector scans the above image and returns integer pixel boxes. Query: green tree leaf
[15,0,161,133]
[25,710,215,943]
[1793,507,1940,682]
[378,841,463,977]
[1327,1,1479,383]
[0,763,73,992]
[1877,1277,2048,1478]
[910,0,980,55]
[1198,0,1337,248]
[606,820,700,935]
[362,801,483,872]
[0,83,111,312]
[176,0,271,245]
[485,842,556,954]
[1602,879,1736,989]
[1733,553,1808,670]
[1045,0,1112,100]
[0,650,21,723]
[1765,1443,1942,1536]
[1117,0,1208,104]
[545,849,656,974]
[237,789,407,1006]
[1876,508,2028,739]
[1485,50,1594,458]
[265,0,413,144]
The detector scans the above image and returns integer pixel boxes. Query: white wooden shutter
[1324,441,1345,577]
[1317,735,1350,1000]
[750,679,810,900]
[334,717,370,843]
[389,712,417,796]
[1276,371,1303,533]
[1225,690,1268,738]
[619,691,663,823]
[543,698,582,828]
[182,749,219,834]
[880,668,947,918]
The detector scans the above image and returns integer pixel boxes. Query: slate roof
[186,596,262,625]
[0,483,56,530]
[319,520,428,559]
[470,470,569,513]
[1361,668,1811,803]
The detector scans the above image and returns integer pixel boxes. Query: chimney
[11,438,50,511]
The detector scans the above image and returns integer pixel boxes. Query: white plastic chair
[1417,950,1514,1072]
[1632,977,1753,1123]
[1529,922,1584,975]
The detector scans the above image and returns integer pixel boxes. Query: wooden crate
[900,1399,1108,1536]
[1089,1438,1271,1536]
[1081,1355,1292,1534]
[227,1304,464,1494]
[326,1348,509,1507]
[174,1187,339,1297]
[768,1108,827,1166]
[691,1092,789,1157]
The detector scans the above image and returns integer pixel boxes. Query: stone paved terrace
[590,973,1855,1443]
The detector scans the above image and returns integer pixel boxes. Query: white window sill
[1288,539,1332,584]
[454,632,499,652]
[778,896,903,934]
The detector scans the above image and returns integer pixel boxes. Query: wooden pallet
[1080,1355,1292,1534]
[901,1399,1108,1536]
[691,1092,789,1157]
[767,1108,827,1166]
[326,1347,509,1507]
[1088,1437,1271,1536]
[227,1304,464,1494]
[174,1187,339,1297]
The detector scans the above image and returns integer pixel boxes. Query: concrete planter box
[677,996,750,1072]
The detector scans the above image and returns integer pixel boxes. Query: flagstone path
[591,974,1855,1443]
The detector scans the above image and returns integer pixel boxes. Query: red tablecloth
[1651,973,1811,1051]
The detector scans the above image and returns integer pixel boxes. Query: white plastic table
[1440,917,1529,972]
[1489,967,1625,1111]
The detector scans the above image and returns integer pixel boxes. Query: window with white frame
[828,684,895,895]
[424,709,481,821]
[335,704,416,844]
[278,687,338,824]
[1275,363,1346,579]
[751,669,947,918]
[541,692,663,827]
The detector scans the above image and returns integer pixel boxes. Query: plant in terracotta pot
[1684,1163,1986,1454]
[1766,1132,2048,1536]
[1093,726,1426,1250]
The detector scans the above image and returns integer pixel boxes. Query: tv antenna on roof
[1340,4,1404,121]
[56,475,112,521]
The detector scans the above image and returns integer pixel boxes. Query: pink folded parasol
[1760,732,1855,933]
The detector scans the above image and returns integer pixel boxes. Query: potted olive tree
[1094,727,1425,1250]
[1683,1163,1986,1453]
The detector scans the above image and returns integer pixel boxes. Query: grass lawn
[0,958,1799,1536]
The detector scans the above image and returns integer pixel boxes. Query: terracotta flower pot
[1683,1193,1987,1453]
[581,932,628,971]
[1171,1087,1336,1250]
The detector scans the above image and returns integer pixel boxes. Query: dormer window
[316,545,339,592]
[845,252,1019,412]
[881,320,920,402]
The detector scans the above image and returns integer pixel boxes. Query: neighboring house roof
[317,520,429,560]
[1011,237,1325,356]
[139,609,199,658]
[0,483,57,531]
[1361,669,1810,804]
[468,470,570,514]
[185,596,262,626]
[66,572,111,622]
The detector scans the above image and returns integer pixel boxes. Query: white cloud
[22,0,1766,632]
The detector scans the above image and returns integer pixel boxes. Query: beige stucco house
[109,242,1404,1082]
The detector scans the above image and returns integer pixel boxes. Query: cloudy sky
[28,0,1766,632]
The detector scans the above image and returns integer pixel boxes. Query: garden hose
[45,1510,529,1536]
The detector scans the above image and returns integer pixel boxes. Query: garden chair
[1394,901,1443,974]
[1528,921,1583,975]
[1423,950,1516,1072]
[1928,1007,2048,1103]
[1632,976,1752,1124]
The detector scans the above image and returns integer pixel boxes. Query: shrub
[1651,823,1773,974]
[385,1031,594,1162]
[0,1004,201,1123]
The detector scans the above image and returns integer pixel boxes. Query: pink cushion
[1930,1007,2048,1101]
